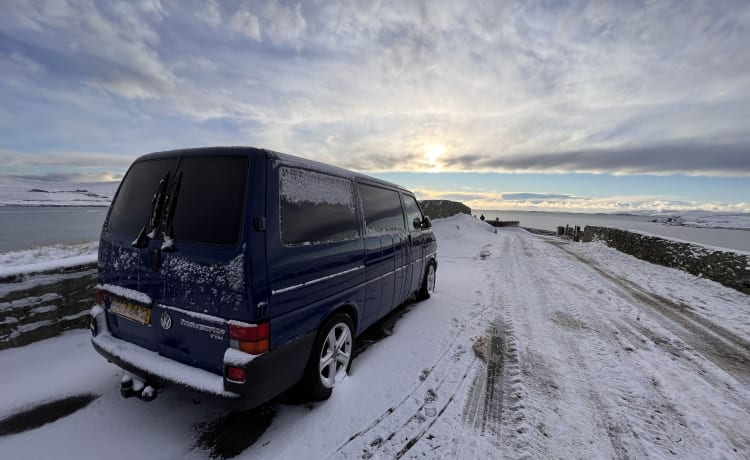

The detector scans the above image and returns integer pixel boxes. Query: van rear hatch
[98,153,254,375]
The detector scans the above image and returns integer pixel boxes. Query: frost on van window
[279,167,359,246]
[280,167,355,210]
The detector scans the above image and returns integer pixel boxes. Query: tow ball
[120,374,158,402]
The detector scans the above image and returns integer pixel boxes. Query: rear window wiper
[160,171,182,251]
[132,172,170,248]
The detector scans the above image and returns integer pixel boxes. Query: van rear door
[100,153,256,375]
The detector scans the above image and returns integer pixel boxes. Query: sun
[425,144,445,167]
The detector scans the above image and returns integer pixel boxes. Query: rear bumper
[90,306,315,409]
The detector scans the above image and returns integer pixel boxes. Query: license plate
[110,299,151,326]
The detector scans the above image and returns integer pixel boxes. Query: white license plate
[110,299,151,326]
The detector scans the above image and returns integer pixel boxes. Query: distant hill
[0,176,118,207]
[420,200,471,219]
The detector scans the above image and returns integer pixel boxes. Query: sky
[1,0,749,213]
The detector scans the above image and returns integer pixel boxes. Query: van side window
[357,183,406,234]
[403,195,424,231]
[279,167,358,245]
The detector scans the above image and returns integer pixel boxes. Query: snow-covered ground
[0,242,98,268]
[0,176,117,207]
[0,214,748,459]
[639,210,750,231]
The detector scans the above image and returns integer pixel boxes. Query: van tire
[417,261,436,301]
[303,313,354,401]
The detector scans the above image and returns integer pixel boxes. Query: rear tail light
[96,289,105,306]
[226,366,246,383]
[229,321,269,355]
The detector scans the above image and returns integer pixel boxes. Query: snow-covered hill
[0,176,117,207]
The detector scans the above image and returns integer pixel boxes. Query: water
[0,206,108,253]
[476,210,750,252]
[0,206,747,254]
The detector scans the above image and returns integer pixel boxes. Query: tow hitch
[120,374,158,402]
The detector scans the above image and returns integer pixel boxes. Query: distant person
[480,214,485,221]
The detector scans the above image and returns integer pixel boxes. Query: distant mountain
[0,176,119,207]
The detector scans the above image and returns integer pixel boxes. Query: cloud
[443,143,750,176]
[414,187,750,214]
[500,192,581,201]
[230,9,262,42]
[1,0,750,188]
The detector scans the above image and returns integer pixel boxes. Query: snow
[0,176,117,207]
[162,250,246,292]
[0,241,98,268]
[91,330,238,399]
[0,254,97,277]
[224,348,263,367]
[632,210,750,231]
[0,213,748,459]
[98,284,152,305]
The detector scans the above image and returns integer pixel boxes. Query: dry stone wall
[583,226,750,294]
[0,262,96,350]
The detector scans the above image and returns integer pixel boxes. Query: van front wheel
[304,313,354,401]
[417,262,436,300]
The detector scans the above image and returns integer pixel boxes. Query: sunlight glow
[425,145,445,168]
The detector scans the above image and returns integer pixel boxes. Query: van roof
[135,146,409,193]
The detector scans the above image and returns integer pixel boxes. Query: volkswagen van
[91,147,437,407]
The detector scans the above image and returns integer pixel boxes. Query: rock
[419,200,471,219]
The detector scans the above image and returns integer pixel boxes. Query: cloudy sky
[1,0,749,212]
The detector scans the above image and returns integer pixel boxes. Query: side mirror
[413,217,431,229]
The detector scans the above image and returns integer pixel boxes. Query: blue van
[91,147,438,407]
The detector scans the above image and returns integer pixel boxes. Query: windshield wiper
[132,172,170,248]
[160,171,182,251]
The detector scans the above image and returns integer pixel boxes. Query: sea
[476,210,750,252]
[0,206,748,253]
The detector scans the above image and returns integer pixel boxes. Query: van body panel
[93,146,438,406]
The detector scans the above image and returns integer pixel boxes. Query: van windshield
[107,155,248,245]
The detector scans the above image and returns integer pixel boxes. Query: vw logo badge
[160,311,172,330]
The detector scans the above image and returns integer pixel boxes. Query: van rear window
[108,158,179,237]
[107,155,247,245]
[279,167,358,245]
[171,156,248,245]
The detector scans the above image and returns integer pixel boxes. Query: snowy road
[1,215,748,459]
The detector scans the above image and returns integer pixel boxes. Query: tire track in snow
[327,267,497,459]
[531,236,749,457]
[526,235,696,458]
[549,240,750,386]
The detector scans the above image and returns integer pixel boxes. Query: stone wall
[0,263,97,350]
[420,200,471,220]
[583,226,750,294]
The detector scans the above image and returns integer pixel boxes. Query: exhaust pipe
[120,375,158,402]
